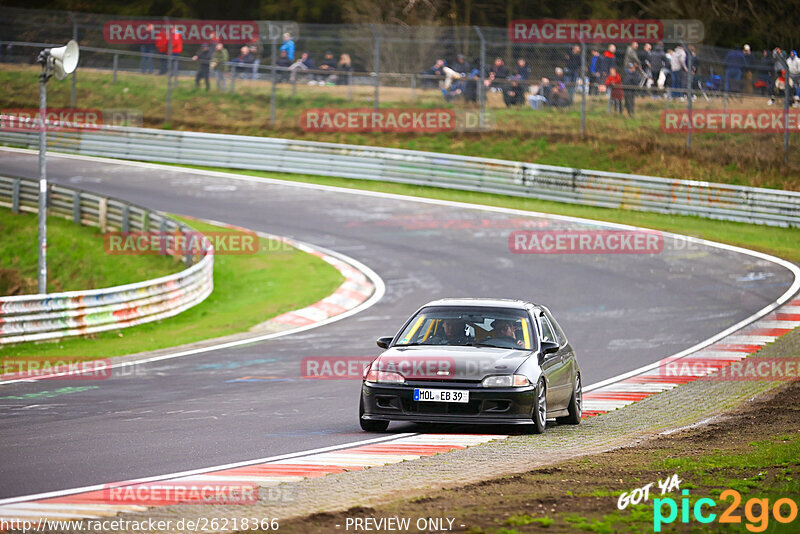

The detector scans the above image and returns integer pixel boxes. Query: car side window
[539,314,556,344]
[543,309,567,346]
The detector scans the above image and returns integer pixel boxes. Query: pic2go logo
[654,489,798,532]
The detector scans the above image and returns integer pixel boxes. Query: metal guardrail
[1,125,799,227]
[0,175,214,344]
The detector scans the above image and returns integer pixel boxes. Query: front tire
[359,398,389,432]
[557,373,582,425]
[529,378,547,434]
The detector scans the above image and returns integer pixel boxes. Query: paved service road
[0,149,794,498]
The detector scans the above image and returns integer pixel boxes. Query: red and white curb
[581,298,800,417]
[0,434,504,521]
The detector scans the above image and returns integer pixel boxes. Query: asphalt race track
[0,149,794,499]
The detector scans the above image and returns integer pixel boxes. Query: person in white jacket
[669,45,687,99]
[787,50,800,104]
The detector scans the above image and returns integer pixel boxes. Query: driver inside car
[431,319,470,345]
[489,319,524,347]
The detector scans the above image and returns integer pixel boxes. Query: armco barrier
[0,175,214,345]
[1,124,799,227]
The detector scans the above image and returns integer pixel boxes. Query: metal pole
[270,38,277,127]
[70,12,77,108]
[370,25,380,110]
[774,52,791,162]
[38,63,48,294]
[474,26,485,129]
[113,54,118,83]
[580,42,586,136]
[165,18,172,124]
[683,42,693,150]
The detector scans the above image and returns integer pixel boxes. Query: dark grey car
[359,298,582,433]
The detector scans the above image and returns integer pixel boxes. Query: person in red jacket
[605,67,623,114]
[156,27,183,75]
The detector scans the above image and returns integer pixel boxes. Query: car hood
[374,345,532,381]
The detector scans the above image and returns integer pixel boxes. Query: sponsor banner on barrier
[661,109,800,133]
[299,109,492,133]
[0,358,112,381]
[104,231,258,255]
[662,357,800,381]
[301,357,374,380]
[509,230,664,254]
[103,20,258,44]
[100,482,258,505]
[509,19,704,43]
[0,108,143,132]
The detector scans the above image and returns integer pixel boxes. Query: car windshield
[394,306,534,350]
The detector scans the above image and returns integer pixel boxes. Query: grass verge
[0,206,178,295]
[1,65,798,190]
[0,216,344,361]
[185,166,800,264]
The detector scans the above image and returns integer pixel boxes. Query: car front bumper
[361,381,537,425]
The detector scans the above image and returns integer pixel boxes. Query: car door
[538,312,571,410]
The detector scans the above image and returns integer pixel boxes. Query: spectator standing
[606,67,623,113]
[565,45,581,94]
[756,49,772,96]
[280,33,295,61]
[623,42,641,71]
[230,45,253,79]
[622,63,638,116]
[670,44,687,99]
[140,24,155,74]
[588,49,601,94]
[248,42,261,80]
[787,50,800,105]
[336,53,352,85]
[723,45,747,92]
[743,44,754,93]
[597,44,617,80]
[649,42,667,93]
[192,43,212,91]
[210,42,229,90]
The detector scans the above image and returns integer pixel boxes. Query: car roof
[421,298,535,310]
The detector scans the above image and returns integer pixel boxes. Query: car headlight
[481,375,530,387]
[365,367,405,384]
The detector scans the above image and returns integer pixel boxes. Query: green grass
[1,64,798,190]
[0,216,344,360]
[0,207,179,295]
[186,165,800,264]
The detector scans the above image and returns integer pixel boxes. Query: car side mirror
[376,336,393,349]
[540,341,559,356]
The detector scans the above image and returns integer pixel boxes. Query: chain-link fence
[1,6,798,162]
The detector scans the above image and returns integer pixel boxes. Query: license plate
[413,388,469,403]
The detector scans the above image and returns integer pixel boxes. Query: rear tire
[359,398,389,432]
[529,378,547,434]
[557,373,582,425]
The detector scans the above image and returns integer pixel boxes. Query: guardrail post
[230,64,236,94]
[11,179,20,213]
[411,73,416,101]
[142,210,149,232]
[347,70,353,101]
[113,54,119,83]
[73,190,81,224]
[98,197,107,233]
[159,217,167,255]
[121,204,130,232]
[292,74,297,97]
